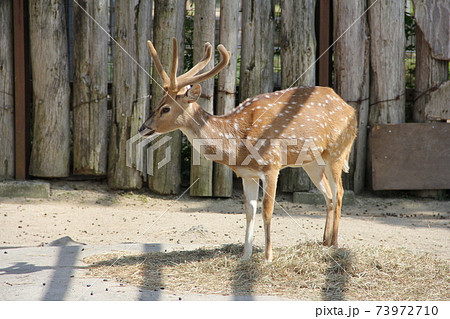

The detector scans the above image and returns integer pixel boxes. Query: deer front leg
[242,177,259,261]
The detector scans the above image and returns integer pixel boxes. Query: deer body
[140,39,357,261]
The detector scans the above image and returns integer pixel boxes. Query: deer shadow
[321,248,353,301]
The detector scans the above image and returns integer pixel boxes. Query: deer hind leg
[242,177,259,261]
[261,170,279,262]
[302,161,335,246]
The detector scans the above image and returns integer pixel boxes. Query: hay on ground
[83,243,449,300]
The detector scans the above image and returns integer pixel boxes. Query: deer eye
[161,107,170,114]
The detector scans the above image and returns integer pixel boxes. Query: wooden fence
[0,0,449,196]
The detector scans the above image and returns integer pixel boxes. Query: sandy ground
[0,181,449,260]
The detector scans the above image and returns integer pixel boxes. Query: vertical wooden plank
[368,0,405,125]
[412,25,449,195]
[176,0,186,75]
[147,0,182,195]
[73,0,109,175]
[108,0,152,189]
[240,0,274,102]
[189,0,216,197]
[29,0,71,177]
[213,0,239,197]
[133,0,153,170]
[13,0,31,181]
[280,0,316,88]
[412,0,450,60]
[367,0,405,190]
[14,0,32,181]
[279,0,317,192]
[317,0,331,87]
[1,0,15,179]
[413,27,448,122]
[333,0,370,193]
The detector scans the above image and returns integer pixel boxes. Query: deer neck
[180,102,246,143]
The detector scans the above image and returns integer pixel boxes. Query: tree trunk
[189,0,216,197]
[413,26,448,122]
[279,0,316,193]
[240,0,274,102]
[73,0,109,175]
[368,0,405,126]
[0,0,14,179]
[108,0,151,189]
[29,0,70,177]
[213,0,239,197]
[147,0,183,195]
[333,0,370,193]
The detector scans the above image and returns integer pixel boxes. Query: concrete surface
[0,180,50,198]
[293,190,355,205]
[0,240,288,301]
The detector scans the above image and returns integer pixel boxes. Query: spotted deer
[140,38,357,261]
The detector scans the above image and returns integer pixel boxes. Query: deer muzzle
[139,124,155,137]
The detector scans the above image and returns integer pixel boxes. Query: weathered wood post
[147,0,183,194]
[367,0,405,189]
[414,27,448,122]
[213,0,239,197]
[189,0,216,197]
[0,0,14,179]
[412,0,449,198]
[108,0,152,189]
[279,0,316,193]
[240,0,274,102]
[412,0,449,123]
[333,0,370,193]
[368,0,405,125]
[73,0,109,175]
[29,0,71,177]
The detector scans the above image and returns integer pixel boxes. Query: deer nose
[139,124,155,136]
[139,123,148,133]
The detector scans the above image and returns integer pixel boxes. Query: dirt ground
[0,180,449,261]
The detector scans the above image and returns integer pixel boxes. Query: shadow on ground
[322,248,353,301]
[85,244,267,300]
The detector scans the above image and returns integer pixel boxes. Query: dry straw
[84,243,449,300]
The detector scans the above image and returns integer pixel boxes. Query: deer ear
[186,84,202,103]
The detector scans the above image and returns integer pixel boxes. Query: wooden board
[371,123,450,190]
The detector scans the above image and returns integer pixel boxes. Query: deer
[139,38,357,262]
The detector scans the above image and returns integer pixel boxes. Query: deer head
[139,38,230,136]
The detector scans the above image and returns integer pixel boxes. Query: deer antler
[177,42,213,84]
[177,43,230,89]
[146,40,170,88]
[147,38,230,94]
[169,38,178,90]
